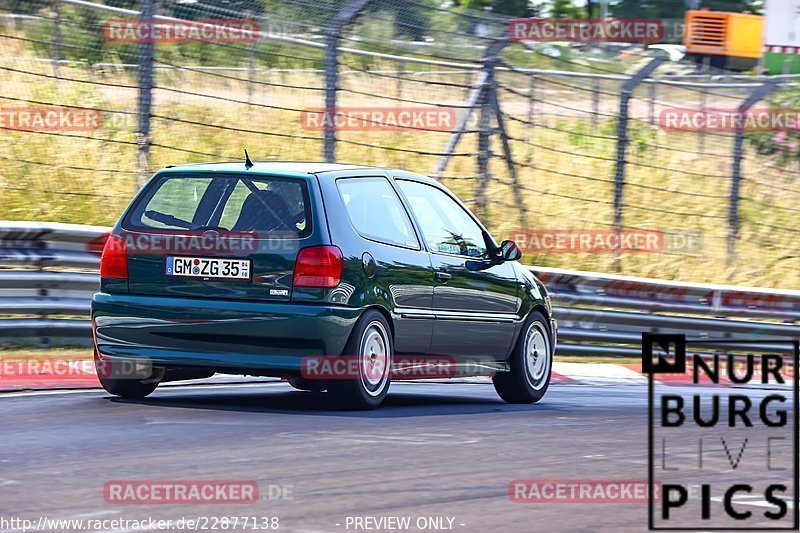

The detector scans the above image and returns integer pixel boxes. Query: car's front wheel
[493,310,553,404]
[94,350,162,399]
[327,310,392,410]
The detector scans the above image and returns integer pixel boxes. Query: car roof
[157,161,438,183]
[160,161,372,174]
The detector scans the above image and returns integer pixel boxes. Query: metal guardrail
[1,222,799,353]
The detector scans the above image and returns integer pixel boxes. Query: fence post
[727,79,779,266]
[323,0,370,163]
[612,57,665,270]
[490,87,528,229]
[247,12,257,105]
[396,59,404,100]
[648,81,655,125]
[526,74,535,164]
[475,65,494,220]
[53,0,62,78]
[135,0,156,187]
[527,74,535,140]
[433,40,506,180]
[592,78,600,126]
[699,87,706,153]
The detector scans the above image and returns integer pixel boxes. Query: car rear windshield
[123,173,312,237]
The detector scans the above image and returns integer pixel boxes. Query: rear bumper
[92,292,363,374]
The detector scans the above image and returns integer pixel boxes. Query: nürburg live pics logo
[645,333,799,530]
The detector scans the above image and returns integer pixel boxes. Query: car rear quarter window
[124,174,311,237]
[337,177,419,249]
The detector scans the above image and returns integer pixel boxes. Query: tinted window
[338,177,418,249]
[124,174,311,237]
[397,180,486,257]
[136,177,212,230]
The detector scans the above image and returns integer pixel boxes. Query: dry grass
[1,40,799,290]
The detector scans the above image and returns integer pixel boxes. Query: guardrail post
[135,0,156,187]
[323,0,370,163]
[727,78,779,266]
[612,57,665,270]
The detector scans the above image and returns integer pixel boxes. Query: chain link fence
[0,0,799,289]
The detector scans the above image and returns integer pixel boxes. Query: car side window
[338,177,419,249]
[396,180,487,258]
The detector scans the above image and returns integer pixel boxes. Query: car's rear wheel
[94,350,161,399]
[493,310,553,404]
[327,310,392,410]
[288,376,326,392]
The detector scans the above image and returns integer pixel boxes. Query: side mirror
[499,240,522,262]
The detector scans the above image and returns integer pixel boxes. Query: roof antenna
[244,149,253,169]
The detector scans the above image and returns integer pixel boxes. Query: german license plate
[166,256,251,280]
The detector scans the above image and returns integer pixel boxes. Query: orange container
[684,9,763,59]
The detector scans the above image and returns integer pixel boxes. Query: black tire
[94,350,161,399]
[288,376,326,392]
[326,310,392,410]
[493,310,553,404]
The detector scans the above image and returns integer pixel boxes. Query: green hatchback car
[92,162,556,409]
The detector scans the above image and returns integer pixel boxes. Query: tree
[550,0,586,18]
[364,0,433,40]
[2,0,50,14]
[611,0,762,20]
[452,0,534,16]
[492,0,531,16]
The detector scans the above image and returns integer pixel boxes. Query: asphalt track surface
[0,379,795,533]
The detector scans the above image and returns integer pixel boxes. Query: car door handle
[435,271,452,282]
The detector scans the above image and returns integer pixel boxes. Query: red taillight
[293,245,343,288]
[100,234,128,279]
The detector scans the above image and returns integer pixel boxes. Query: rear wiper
[144,210,191,229]
[190,225,228,232]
